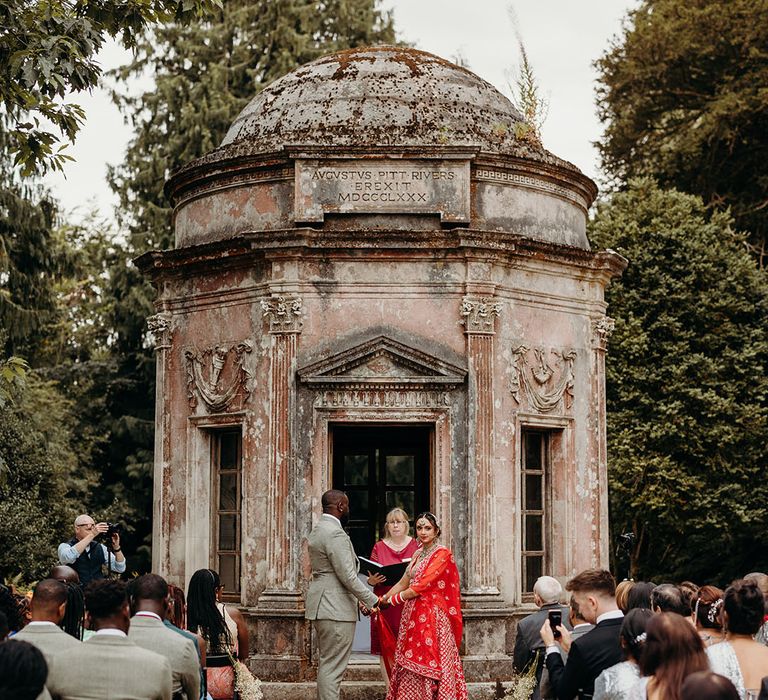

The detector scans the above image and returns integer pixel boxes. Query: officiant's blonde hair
[384,508,411,537]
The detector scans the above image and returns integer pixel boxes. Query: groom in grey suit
[306,489,381,700]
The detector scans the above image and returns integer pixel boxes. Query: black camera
[97,522,122,540]
[618,532,635,549]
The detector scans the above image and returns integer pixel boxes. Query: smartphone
[548,610,562,639]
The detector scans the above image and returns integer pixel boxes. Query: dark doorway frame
[331,423,433,557]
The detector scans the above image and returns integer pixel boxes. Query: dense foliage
[590,179,768,583]
[596,0,768,265]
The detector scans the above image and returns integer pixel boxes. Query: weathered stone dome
[218,45,567,168]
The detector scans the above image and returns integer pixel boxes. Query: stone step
[260,681,515,700]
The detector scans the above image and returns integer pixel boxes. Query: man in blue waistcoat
[57,514,126,586]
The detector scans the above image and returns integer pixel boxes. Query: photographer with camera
[57,514,125,586]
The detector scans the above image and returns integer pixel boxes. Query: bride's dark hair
[415,512,440,537]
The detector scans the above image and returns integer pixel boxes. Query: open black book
[358,556,410,586]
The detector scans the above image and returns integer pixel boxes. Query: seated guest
[636,612,708,700]
[166,584,206,700]
[616,580,635,614]
[681,671,739,700]
[57,514,126,586]
[708,579,768,698]
[540,568,624,700]
[129,574,201,700]
[626,581,655,611]
[48,566,80,586]
[569,595,595,642]
[0,639,49,700]
[651,583,690,616]
[680,581,699,616]
[13,579,80,663]
[513,575,571,700]
[46,579,172,700]
[594,607,652,700]
[0,583,23,635]
[744,572,768,646]
[691,585,725,647]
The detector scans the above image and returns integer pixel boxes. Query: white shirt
[26,621,58,627]
[94,628,127,637]
[596,609,624,624]
[134,611,162,622]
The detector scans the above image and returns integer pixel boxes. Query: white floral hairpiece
[634,632,647,644]
[707,598,723,624]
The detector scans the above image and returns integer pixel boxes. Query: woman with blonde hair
[367,508,419,682]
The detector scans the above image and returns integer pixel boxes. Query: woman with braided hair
[187,569,248,700]
[381,512,467,700]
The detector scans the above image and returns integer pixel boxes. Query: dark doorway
[332,424,432,558]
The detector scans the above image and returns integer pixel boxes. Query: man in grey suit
[513,576,571,700]
[46,579,172,700]
[128,574,201,700]
[14,579,81,665]
[306,489,382,700]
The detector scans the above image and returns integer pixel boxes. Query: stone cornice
[133,228,627,284]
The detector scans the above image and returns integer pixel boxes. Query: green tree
[595,0,768,266]
[589,179,768,583]
[0,0,222,175]
[102,0,396,569]
[0,373,97,580]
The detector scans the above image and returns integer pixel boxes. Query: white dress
[707,642,746,699]
[593,660,641,699]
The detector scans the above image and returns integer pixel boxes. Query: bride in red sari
[380,512,467,700]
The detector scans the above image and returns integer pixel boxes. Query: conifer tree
[105,1,396,567]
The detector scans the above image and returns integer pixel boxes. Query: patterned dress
[386,545,467,700]
[707,641,746,699]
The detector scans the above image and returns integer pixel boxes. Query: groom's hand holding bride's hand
[378,596,391,609]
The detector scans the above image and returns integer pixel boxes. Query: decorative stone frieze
[183,341,253,412]
[510,344,576,413]
[314,388,451,409]
[460,296,502,334]
[592,316,616,350]
[261,295,303,333]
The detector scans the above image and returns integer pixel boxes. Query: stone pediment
[298,336,466,389]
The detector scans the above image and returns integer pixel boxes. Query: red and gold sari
[385,545,468,700]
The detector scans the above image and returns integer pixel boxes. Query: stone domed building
[137,46,625,695]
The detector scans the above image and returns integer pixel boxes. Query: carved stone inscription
[295,159,470,223]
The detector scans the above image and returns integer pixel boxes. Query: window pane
[346,489,369,518]
[525,514,543,551]
[218,554,238,593]
[385,490,414,518]
[348,527,369,556]
[219,473,238,510]
[525,474,543,511]
[219,432,239,470]
[219,514,238,551]
[525,556,543,593]
[524,432,542,471]
[344,454,369,485]
[386,455,414,486]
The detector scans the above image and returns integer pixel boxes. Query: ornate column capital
[261,295,303,334]
[460,296,501,335]
[147,312,173,349]
[592,316,616,350]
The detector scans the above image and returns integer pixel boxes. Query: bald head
[30,579,68,624]
[49,566,79,585]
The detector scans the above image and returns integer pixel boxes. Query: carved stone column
[592,315,615,566]
[147,312,173,576]
[460,296,501,596]
[260,296,303,596]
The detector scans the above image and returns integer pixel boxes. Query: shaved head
[321,490,347,510]
[49,566,79,585]
[32,580,67,609]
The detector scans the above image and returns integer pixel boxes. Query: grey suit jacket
[47,633,172,700]
[305,515,379,621]
[14,623,81,665]
[128,616,200,700]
